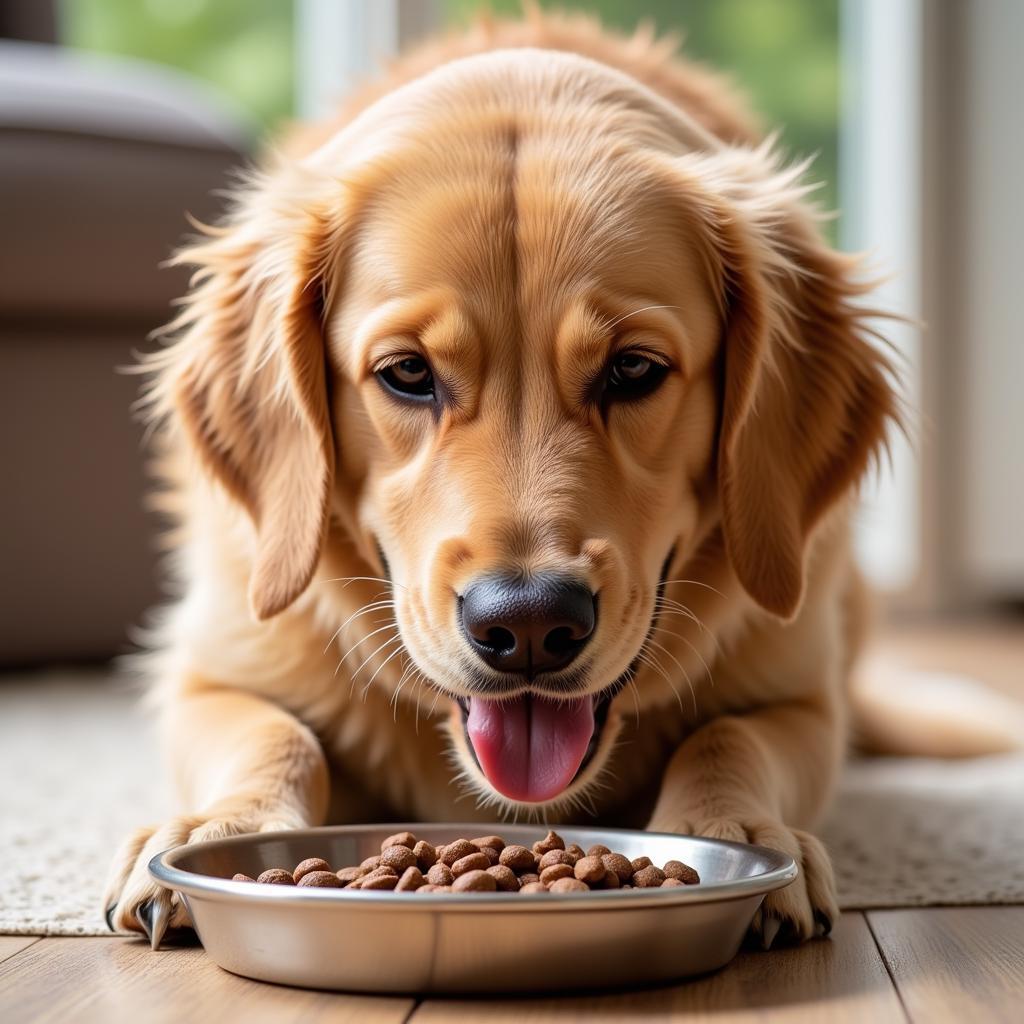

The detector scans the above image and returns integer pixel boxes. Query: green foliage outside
[59,0,295,130]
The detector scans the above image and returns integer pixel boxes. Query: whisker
[323,598,394,654]
[661,578,726,598]
[335,620,400,667]
[363,643,407,701]
[646,637,698,717]
[604,304,682,330]
[350,632,403,683]
[323,575,407,591]
[650,625,716,688]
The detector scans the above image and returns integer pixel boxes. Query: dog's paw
[103,812,300,945]
[686,817,838,947]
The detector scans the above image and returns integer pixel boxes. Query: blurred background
[1,0,1021,678]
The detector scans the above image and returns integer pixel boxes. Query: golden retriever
[105,10,902,949]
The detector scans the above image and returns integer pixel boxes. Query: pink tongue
[466,694,595,803]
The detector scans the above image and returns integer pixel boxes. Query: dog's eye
[377,356,435,401]
[605,352,669,402]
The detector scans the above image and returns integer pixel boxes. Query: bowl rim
[150,822,797,912]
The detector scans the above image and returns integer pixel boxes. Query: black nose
[460,575,596,676]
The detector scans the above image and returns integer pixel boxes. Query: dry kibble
[361,872,399,890]
[245,832,702,900]
[499,845,536,872]
[298,870,343,888]
[532,830,565,855]
[336,865,368,885]
[380,845,418,872]
[256,869,295,885]
[538,849,575,870]
[396,866,425,891]
[573,855,606,885]
[413,840,437,870]
[451,852,491,876]
[486,865,520,892]
[520,881,548,893]
[549,877,589,893]
[426,863,455,887]
[633,865,666,888]
[471,835,506,852]
[381,831,417,852]
[452,869,498,892]
[601,853,634,883]
[292,857,332,883]
[440,839,478,866]
[539,863,574,885]
[663,860,701,885]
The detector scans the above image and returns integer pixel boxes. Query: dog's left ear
[146,169,348,620]
[673,146,901,619]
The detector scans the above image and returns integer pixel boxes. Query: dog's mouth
[456,689,614,803]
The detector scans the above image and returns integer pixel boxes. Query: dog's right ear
[145,169,353,620]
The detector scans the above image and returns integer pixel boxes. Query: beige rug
[1,671,1022,936]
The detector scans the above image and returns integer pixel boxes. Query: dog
[105,10,903,949]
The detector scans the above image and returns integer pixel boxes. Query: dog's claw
[814,909,833,937]
[761,915,782,950]
[105,904,117,933]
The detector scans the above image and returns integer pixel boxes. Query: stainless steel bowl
[150,823,796,994]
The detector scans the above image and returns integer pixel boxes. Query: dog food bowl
[149,823,796,994]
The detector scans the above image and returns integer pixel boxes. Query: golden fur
[106,10,904,945]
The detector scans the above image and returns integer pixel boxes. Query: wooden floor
[3,908,1023,1023]
[2,618,1022,1023]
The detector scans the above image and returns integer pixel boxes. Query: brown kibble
[396,866,425,891]
[452,869,498,892]
[549,877,589,893]
[486,865,520,891]
[471,835,506,853]
[538,849,575,870]
[361,872,399,890]
[413,840,437,870]
[564,844,585,863]
[415,883,439,893]
[663,860,701,885]
[451,851,491,876]
[498,845,536,872]
[361,855,382,870]
[380,845,418,872]
[426,863,454,887]
[586,844,611,858]
[601,853,634,883]
[661,877,686,888]
[539,863,574,885]
[573,855,606,885]
[520,881,548,893]
[480,845,500,865]
[600,868,621,889]
[297,870,342,888]
[519,872,540,886]
[633,865,666,888]
[292,857,332,883]
[231,873,255,883]
[256,869,295,885]
[532,830,565,855]
[630,856,652,873]
[440,839,477,865]
[336,865,369,885]
[380,831,417,852]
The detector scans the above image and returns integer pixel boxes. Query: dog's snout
[460,575,596,676]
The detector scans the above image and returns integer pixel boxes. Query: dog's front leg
[104,681,328,942]
[647,699,841,946]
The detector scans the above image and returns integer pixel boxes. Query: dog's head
[153,53,897,813]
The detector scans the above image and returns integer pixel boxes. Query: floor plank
[411,912,906,1023]
[868,907,1024,1024]
[0,937,39,965]
[0,937,415,1024]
